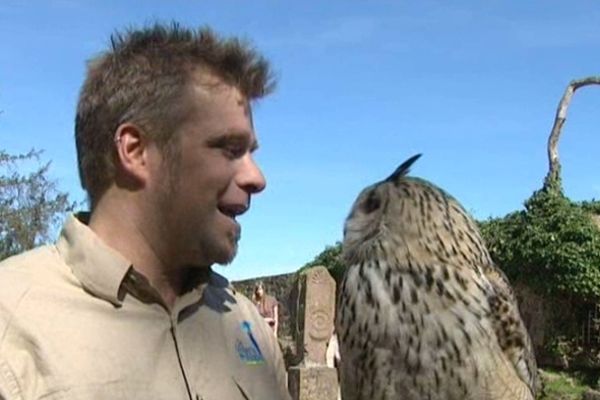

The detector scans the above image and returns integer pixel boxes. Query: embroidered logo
[236,320,265,365]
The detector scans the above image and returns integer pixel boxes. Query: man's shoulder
[207,270,246,300]
[0,245,61,277]
[0,245,64,308]
[1,243,58,263]
[205,271,260,314]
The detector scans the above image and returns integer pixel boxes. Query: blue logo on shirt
[236,321,265,365]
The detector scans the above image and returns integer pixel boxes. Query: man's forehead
[189,80,252,121]
[189,70,248,100]
[184,70,257,139]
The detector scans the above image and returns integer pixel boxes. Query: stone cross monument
[288,266,339,400]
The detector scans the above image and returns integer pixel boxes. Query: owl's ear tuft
[385,153,422,184]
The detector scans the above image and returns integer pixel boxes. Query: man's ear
[113,123,151,186]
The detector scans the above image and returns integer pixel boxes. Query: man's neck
[88,195,184,309]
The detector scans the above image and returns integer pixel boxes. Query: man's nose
[237,154,266,194]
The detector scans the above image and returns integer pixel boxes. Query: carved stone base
[288,366,339,400]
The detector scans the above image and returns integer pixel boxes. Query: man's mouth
[218,203,248,220]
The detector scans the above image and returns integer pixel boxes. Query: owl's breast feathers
[337,253,538,400]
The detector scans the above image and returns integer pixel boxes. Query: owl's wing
[483,264,539,398]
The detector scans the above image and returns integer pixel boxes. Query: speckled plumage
[336,154,539,400]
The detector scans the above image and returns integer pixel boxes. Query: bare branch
[544,76,600,190]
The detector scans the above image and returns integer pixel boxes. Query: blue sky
[1,1,599,281]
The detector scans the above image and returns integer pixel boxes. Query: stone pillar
[288,367,339,400]
[288,266,339,400]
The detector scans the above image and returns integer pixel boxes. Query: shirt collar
[55,213,217,309]
[56,213,132,307]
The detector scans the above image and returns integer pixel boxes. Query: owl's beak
[384,153,422,183]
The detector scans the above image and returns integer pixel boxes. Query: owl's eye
[362,191,381,214]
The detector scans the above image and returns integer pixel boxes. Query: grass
[539,368,598,400]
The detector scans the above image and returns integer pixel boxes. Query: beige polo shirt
[0,214,290,400]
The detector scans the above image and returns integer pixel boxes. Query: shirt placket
[170,313,194,400]
[123,270,201,400]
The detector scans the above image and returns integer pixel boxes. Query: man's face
[149,76,266,268]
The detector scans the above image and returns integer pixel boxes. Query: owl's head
[342,154,488,267]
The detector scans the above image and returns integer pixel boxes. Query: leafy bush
[480,188,600,301]
[301,242,344,283]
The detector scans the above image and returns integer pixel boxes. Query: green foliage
[539,368,593,400]
[580,199,600,215]
[545,335,581,364]
[0,150,75,260]
[301,242,344,283]
[480,187,600,301]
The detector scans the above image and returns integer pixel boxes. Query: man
[0,23,290,400]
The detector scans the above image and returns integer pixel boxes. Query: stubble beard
[217,225,240,266]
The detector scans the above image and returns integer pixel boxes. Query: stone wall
[514,282,600,368]
[514,283,576,367]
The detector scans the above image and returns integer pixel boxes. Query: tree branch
[544,76,600,191]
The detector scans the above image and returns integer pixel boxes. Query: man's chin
[214,244,238,266]
[197,231,240,266]
[215,255,236,267]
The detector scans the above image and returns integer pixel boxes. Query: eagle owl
[336,154,538,400]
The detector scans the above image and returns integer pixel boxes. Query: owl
[336,154,538,400]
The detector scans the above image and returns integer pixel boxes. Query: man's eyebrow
[206,132,259,152]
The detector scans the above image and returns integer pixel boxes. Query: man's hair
[75,23,276,207]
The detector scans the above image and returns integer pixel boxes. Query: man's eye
[223,145,246,159]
